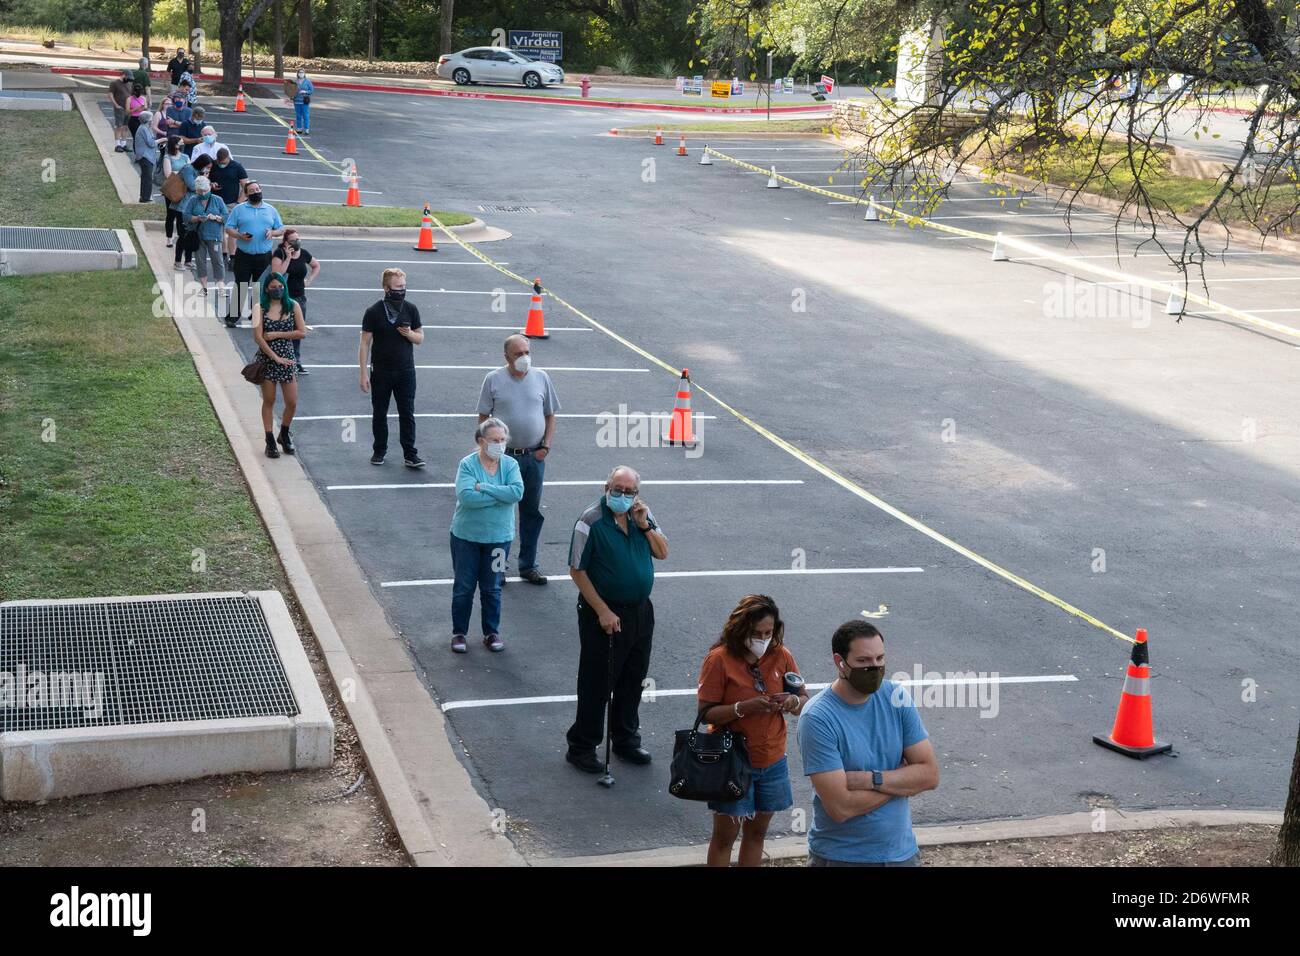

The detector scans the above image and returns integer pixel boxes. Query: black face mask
[247,193,263,204]
[289,239,301,250]
[841,662,885,695]
[385,289,406,304]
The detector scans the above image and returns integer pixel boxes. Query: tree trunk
[297,0,313,59]
[273,0,283,78]
[217,0,274,90]
[440,0,453,56]
[141,1,154,59]
[186,0,202,73]
[368,0,377,60]
[1276,722,1300,866]
[219,0,244,88]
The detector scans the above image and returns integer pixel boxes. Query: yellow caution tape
[428,211,1135,644]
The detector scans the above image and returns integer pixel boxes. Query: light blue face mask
[606,492,635,514]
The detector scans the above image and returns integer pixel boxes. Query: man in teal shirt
[224,182,283,326]
[565,465,668,773]
[797,620,940,866]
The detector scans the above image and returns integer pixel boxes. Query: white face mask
[484,441,506,460]
[746,637,771,659]
[512,353,531,373]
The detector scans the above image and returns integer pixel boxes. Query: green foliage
[611,50,638,75]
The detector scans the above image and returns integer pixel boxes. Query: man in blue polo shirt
[797,620,940,866]
[223,181,283,326]
[566,465,668,774]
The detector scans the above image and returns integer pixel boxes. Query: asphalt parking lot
[148,85,1299,860]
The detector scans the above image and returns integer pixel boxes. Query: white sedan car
[436,47,565,89]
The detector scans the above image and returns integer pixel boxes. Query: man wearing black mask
[796,620,940,867]
[359,268,425,468]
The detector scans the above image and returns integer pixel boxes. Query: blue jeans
[294,101,310,131]
[450,534,510,636]
[512,451,545,572]
[807,851,921,867]
[708,755,793,819]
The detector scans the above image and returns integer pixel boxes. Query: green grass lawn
[0,110,288,600]
[277,204,474,227]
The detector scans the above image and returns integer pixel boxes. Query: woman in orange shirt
[696,594,808,866]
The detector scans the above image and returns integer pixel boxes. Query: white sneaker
[166,238,174,248]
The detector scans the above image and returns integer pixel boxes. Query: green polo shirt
[569,496,660,605]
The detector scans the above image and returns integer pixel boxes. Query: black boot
[265,431,280,458]
[277,425,295,456]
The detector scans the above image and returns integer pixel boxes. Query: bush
[657,58,677,79]
[611,50,637,76]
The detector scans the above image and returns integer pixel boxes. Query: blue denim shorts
[708,755,793,819]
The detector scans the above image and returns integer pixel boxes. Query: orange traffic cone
[1093,629,1173,759]
[343,166,361,207]
[654,125,664,146]
[283,124,298,154]
[665,369,696,445]
[676,134,687,157]
[413,203,437,252]
[234,87,246,112]
[523,278,548,339]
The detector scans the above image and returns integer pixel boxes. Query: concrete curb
[610,128,833,140]
[290,221,511,243]
[828,120,1300,261]
[535,808,1284,867]
[968,164,1300,261]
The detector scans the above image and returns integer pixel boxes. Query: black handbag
[668,710,752,802]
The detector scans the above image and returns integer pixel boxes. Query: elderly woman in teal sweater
[450,417,525,654]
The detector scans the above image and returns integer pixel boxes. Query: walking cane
[597,630,616,788]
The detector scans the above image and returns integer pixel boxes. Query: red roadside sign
[820,75,835,94]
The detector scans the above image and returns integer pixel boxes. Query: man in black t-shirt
[359,268,425,468]
[208,148,248,264]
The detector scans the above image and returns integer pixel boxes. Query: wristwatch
[872,770,884,789]
[643,518,658,532]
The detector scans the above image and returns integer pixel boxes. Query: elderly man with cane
[565,466,668,779]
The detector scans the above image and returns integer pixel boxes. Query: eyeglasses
[747,664,766,694]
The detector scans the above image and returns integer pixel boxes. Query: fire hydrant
[580,76,591,98]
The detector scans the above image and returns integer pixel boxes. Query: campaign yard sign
[509,30,563,63]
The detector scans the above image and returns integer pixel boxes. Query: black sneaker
[296,364,309,376]
[370,452,386,465]
[404,455,426,469]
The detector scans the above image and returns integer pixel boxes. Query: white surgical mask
[512,354,531,373]
[746,637,771,659]
[485,441,506,460]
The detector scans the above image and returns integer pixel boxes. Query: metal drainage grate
[0,595,300,733]
[477,204,539,214]
[0,226,123,252]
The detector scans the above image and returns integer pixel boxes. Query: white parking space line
[304,364,648,371]
[311,259,507,265]
[924,211,1116,220]
[307,323,585,330]
[241,168,353,178]
[440,673,1079,711]
[1012,250,1271,262]
[328,478,805,491]
[1198,307,1300,314]
[294,411,719,421]
[938,230,1187,239]
[255,182,384,194]
[1105,274,1300,285]
[309,287,529,295]
[383,566,926,589]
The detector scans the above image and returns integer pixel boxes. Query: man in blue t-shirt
[796,620,940,866]
[223,182,283,326]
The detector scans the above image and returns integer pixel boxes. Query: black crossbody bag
[668,710,753,802]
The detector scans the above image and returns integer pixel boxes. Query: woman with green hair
[250,271,308,458]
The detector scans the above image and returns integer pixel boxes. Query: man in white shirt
[190,126,228,166]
